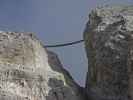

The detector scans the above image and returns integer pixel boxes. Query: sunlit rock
[0,32,85,100]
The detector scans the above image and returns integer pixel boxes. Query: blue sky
[0,0,133,86]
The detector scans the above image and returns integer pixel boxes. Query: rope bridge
[44,39,84,48]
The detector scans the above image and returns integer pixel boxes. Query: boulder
[84,5,133,100]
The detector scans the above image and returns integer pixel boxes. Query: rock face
[0,32,85,100]
[84,5,133,100]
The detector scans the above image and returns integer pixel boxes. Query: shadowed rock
[84,5,133,100]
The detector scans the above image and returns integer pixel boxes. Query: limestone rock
[84,5,133,100]
[0,32,85,100]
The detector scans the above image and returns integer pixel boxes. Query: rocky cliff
[0,32,85,100]
[84,5,133,100]
[1,5,133,100]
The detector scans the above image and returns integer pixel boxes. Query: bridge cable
[44,39,84,48]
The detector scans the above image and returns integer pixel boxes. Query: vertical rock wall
[84,5,133,100]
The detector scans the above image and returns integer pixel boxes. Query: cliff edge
[0,32,85,100]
